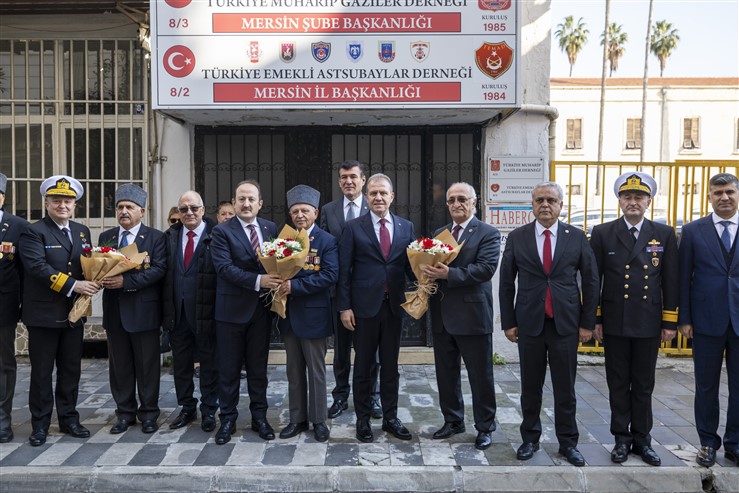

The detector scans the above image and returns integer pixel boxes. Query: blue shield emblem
[347,41,363,63]
[378,41,395,63]
[311,41,331,63]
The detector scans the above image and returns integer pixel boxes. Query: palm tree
[555,16,590,77]
[650,20,680,77]
[601,22,628,77]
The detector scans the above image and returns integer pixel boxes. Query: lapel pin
[565,229,570,233]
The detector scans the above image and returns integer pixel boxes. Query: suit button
[625,274,630,280]
[68,272,72,275]
[624,284,629,289]
[624,294,629,299]
[644,286,648,290]
[68,262,72,266]
[625,265,631,270]
[643,296,648,300]
[644,275,649,280]
[643,265,649,270]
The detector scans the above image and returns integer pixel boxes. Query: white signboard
[486,204,534,232]
[486,156,544,202]
[151,0,519,109]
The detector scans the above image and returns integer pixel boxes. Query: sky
[550,0,739,78]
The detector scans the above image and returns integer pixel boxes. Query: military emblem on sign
[378,41,395,63]
[280,42,296,63]
[491,183,500,193]
[490,159,501,172]
[248,41,261,64]
[410,41,430,62]
[475,41,513,79]
[479,0,511,11]
[347,41,363,63]
[312,41,331,63]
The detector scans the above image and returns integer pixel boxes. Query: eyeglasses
[178,205,202,214]
[446,196,473,205]
[168,218,179,224]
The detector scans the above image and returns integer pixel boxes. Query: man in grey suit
[319,160,381,420]
[423,182,500,450]
[499,182,599,466]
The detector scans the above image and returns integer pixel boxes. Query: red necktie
[247,224,260,254]
[452,224,462,242]
[379,218,391,260]
[543,229,554,318]
[184,230,195,269]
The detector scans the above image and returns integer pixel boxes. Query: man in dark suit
[277,185,338,442]
[19,175,100,446]
[319,160,381,420]
[99,184,166,434]
[590,172,678,466]
[162,191,218,433]
[499,181,599,466]
[423,182,500,450]
[211,179,282,444]
[0,173,28,443]
[338,173,415,443]
[679,172,739,467]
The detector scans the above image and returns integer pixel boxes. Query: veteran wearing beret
[589,172,679,466]
[99,184,167,434]
[276,185,338,442]
[18,175,100,446]
[0,173,29,443]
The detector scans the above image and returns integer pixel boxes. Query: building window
[625,118,642,149]
[566,118,582,149]
[682,117,700,149]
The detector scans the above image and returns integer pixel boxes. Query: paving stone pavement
[1,357,737,493]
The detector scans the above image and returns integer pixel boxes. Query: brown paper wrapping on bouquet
[257,225,311,319]
[401,229,464,320]
[68,244,148,323]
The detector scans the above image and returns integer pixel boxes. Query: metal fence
[552,160,739,356]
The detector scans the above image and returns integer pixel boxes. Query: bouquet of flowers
[257,225,310,319]
[401,229,463,319]
[68,243,148,323]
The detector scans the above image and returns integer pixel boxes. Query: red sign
[475,41,513,79]
[165,0,192,7]
[163,45,196,78]
[212,13,461,34]
[213,82,461,103]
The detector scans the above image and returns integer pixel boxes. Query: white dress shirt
[534,221,558,264]
[118,223,142,247]
[181,220,207,257]
[343,196,363,221]
[713,211,738,247]
[370,211,394,243]
[623,217,645,240]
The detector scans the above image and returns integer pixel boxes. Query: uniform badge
[652,257,660,267]
[143,255,151,269]
[311,41,331,63]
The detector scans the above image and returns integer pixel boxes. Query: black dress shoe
[433,422,466,439]
[215,420,236,445]
[60,422,90,438]
[516,442,539,460]
[328,399,348,419]
[370,400,383,420]
[169,410,196,430]
[356,419,373,443]
[110,418,135,434]
[725,446,739,465]
[696,445,716,467]
[381,418,412,440]
[279,421,309,439]
[141,419,159,434]
[632,444,661,466]
[611,443,630,463]
[0,427,13,443]
[313,422,330,442]
[559,446,585,466]
[29,429,47,447]
[475,431,493,450]
[251,418,275,440]
[201,414,217,433]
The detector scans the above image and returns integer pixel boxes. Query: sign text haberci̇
[151,0,519,109]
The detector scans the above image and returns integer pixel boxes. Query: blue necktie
[720,221,733,252]
[119,230,130,248]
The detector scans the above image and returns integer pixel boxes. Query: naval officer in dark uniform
[0,173,29,443]
[590,172,679,466]
[18,175,100,446]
